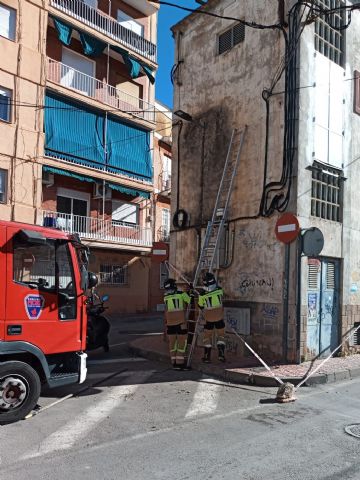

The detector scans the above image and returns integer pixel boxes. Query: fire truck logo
[24,295,45,320]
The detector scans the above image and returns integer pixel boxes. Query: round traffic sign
[275,213,300,244]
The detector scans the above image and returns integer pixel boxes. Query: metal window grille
[350,322,360,347]
[99,264,128,285]
[311,162,342,222]
[218,23,245,55]
[314,0,346,67]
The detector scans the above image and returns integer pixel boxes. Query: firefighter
[198,272,226,363]
[163,278,191,369]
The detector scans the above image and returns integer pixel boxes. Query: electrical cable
[152,0,285,31]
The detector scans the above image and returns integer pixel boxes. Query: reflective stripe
[198,289,223,309]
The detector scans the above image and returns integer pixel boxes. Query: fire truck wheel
[0,361,41,424]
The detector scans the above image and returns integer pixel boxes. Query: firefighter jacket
[198,287,224,322]
[164,290,191,326]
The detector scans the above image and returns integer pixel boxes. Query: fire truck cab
[0,220,95,424]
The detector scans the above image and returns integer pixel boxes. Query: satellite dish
[302,228,324,256]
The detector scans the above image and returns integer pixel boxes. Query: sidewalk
[130,334,360,387]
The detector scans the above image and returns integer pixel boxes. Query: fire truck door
[0,225,5,340]
[5,228,81,354]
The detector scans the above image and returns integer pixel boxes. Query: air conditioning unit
[93,183,112,200]
[42,171,54,187]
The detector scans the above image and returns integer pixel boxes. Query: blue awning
[43,166,151,198]
[44,92,153,181]
[51,15,156,81]
[111,45,155,83]
[43,165,94,182]
[108,182,150,199]
[79,31,107,57]
[53,17,73,46]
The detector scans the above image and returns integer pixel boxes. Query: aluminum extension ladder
[186,126,247,368]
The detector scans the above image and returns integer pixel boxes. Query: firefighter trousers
[167,323,188,364]
[202,319,226,348]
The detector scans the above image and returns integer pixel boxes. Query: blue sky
[156,1,199,108]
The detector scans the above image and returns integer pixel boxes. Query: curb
[130,343,360,387]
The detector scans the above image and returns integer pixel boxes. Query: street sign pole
[283,243,290,362]
[275,213,300,363]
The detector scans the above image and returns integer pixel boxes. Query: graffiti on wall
[238,229,277,251]
[224,307,250,335]
[236,273,275,298]
[262,304,279,321]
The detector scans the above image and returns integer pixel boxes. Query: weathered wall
[0,0,46,224]
[298,9,360,358]
[171,0,294,362]
[89,248,151,314]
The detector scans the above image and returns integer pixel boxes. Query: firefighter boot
[202,347,212,363]
[217,344,226,362]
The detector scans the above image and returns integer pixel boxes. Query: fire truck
[0,220,97,424]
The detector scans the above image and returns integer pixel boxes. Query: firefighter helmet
[164,278,177,291]
[203,272,217,288]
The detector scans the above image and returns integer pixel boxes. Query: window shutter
[326,262,335,290]
[308,264,319,289]
[218,29,232,54]
[233,23,245,46]
[354,70,360,115]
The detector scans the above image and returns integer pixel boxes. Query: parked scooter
[86,289,110,352]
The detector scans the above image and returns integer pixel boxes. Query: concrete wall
[297,9,360,358]
[172,0,360,361]
[171,0,292,362]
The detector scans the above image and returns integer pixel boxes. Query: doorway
[306,257,341,359]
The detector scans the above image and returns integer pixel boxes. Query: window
[314,0,346,67]
[117,10,144,37]
[310,162,343,222]
[160,261,169,289]
[0,169,7,203]
[100,264,128,285]
[61,48,95,96]
[112,201,138,226]
[218,23,245,55]
[57,188,89,232]
[0,87,11,122]
[162,155,171,190]
[13,233,76,319]
[83,0,97,8]
[161,208,170,241]
[0,3,16,40]
[354,70,360,115]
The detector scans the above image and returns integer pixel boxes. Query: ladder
[186,126,247,367]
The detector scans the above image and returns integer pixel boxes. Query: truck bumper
[78,352,87,384]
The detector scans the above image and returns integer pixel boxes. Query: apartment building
[149,100,171,311]
[0,0,159,313]
[171,0,360,362]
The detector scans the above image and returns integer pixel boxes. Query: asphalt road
[1,316,360,480]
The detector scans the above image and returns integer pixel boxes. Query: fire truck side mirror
[87,272,98,289]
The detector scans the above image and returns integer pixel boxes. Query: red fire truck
[0,220,97,424]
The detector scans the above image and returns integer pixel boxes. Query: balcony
[47,57,156,123]
[42,210,152,247]
[50,0,157,63]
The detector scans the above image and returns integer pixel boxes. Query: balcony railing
[42,210,152,247]
[50,0,157,62]
[47,58,156,123]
